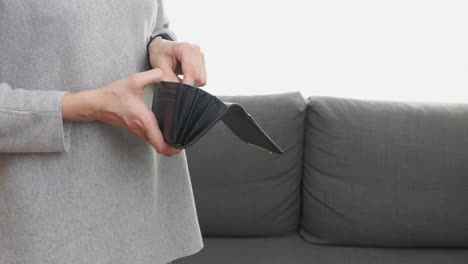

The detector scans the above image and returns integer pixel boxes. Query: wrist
[148,36,164,68]
[149,36,164,49]
[148,32,174,49]
[62,89,101,122]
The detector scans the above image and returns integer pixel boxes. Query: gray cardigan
[0,1,203,263]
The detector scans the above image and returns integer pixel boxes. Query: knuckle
[180,42,201,53]
[192,44,201,51]
[161,149,172,157]
[155,147,164,155]
[157,144,169,154]
[179,42,192,51]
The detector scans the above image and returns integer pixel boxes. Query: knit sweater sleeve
[150,0,178,41]
[0,82,72,153]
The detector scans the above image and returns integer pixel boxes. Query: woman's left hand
[148,37,207,87]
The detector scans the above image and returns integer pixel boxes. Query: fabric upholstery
[185,92,306,236]
[301,96,468,247]
[174,235,468,264]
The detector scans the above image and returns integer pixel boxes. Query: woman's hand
[148,37,207,87]
[62,68,181,157]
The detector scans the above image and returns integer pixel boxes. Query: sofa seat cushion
[173,234,468,264]
[301,96,468,247]
[185,92,306,236]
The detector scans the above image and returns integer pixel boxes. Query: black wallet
[151,81,283,154]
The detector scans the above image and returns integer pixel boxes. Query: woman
[0,0,206,263]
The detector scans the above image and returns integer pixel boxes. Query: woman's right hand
[62,68,182,157]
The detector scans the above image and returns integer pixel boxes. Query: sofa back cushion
[186,92,306,236]
[300,96,468,247]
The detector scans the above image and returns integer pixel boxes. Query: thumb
[135,68,165,87]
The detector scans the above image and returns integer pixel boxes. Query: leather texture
[152,81,283,153]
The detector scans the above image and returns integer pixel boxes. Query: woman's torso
[0,1,203,263]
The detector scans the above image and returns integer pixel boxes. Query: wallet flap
[221,103,283,154]
[152,82,283,154]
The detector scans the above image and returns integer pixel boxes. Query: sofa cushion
[185,92,306,236]
[173,234,468,264]
[300,96,468,247]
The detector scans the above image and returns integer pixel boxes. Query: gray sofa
[174,92,468,264]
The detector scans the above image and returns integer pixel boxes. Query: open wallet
[151,81,283,154]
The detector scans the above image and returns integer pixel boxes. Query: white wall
[166,0,468,102]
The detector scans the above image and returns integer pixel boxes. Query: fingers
[177,43,207,87]
[132,68,165,87]
[149,41,207,87]
[160,66,182,83]
[144,114,182,157]
[200,52,207,86]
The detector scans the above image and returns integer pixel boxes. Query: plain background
[166,0,468,102]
